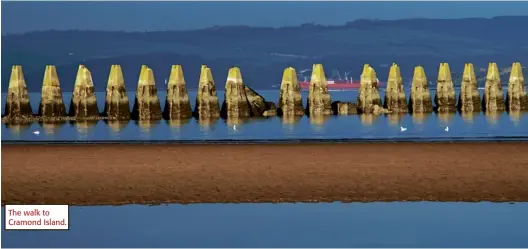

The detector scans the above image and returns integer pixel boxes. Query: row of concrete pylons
[2,62,527,124]
[2,64,279,123]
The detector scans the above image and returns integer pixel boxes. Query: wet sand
[2,143,528,205]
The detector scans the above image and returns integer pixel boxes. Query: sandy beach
[2,142,528,205]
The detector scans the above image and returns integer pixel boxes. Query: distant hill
[3,16,528,92]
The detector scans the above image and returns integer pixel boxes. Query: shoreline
[3,137,528,145]
[2,143,528,205]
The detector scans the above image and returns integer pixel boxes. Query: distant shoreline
[3,142,528,205]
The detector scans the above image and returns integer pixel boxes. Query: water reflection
[167,119,191,128]
[281,116,302,125]
[485,111,501,125]
[360,114,377,126]
[509,111,525,124]
[72,120,98,138]
[411,113,431,132]
[460,112,477,124]
[437,112,456,125]
[309,115,329,132]
[105,120,129,133]
[226,118,252,136]
[281,116,302,134]
[167,119,191,138]
[38,121,66,135]
[411,113,430,125]
[137,120,160,132]
[387,114,405,126]
[226,117,250,126]
[72,120,98,132]
[4,123,31,136]
[196,118,219,138]
[197,117,218,128]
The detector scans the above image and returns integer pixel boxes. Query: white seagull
[33,130,40,135]
[400,126,407,132]
[233,125,237,131]
[445,126,449,132]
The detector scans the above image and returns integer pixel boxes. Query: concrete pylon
[357,64,382,114]
[103,65,131,120]
[69,65,99,119]
[307,64,332,116]
[221,66,251,118]
[194,65,220,119]
[434,63,457,112]
[278,67,304,116]
[506,62,528,111]
[458,63,481,112]
[163,65,193,119]
[131,65,162,120]
[482,62,505,112]
[4,65,33,121]
[38,65,67,118]
[383,63,408,113]
[409,66,433,113]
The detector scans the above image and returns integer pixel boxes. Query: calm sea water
[1,89,527,141]
[2,203,528,247]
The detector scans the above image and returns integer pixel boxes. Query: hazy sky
[2,1,528,34]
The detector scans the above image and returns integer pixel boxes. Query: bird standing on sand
[400,126,407,132]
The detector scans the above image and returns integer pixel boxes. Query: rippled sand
[2,143,528,205]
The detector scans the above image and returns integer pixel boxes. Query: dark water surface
[2,203,528,247]
[2,89,527,141]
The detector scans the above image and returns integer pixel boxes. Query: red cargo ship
[299,79,364,90]
[297,69,385,90]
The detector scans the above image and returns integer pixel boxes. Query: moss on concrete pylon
[69,65,99,119]
[409,66,433,113]
[434,63,457,112]
[131,65,162,120]
[221,66,251,118]
[383,63,408,113]
[163,65,193,120]
[4,65,33,121]
[506,62,528,111]
[244,85,276,117]
[357,64,382,114]
[482,62,505,112]
[38,65,67,119]
[278,67,304,116]
[458,63,481,113]
[332,101,358,115]
[103,65,131,120]
[6,60,528,125]
[307,64,332,116]
[195,65,220,119]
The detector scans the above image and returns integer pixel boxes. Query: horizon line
[3,15,528,36]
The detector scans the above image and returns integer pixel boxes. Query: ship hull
[299,82,385,90]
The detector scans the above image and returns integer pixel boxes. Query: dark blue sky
[2,1,528,34]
